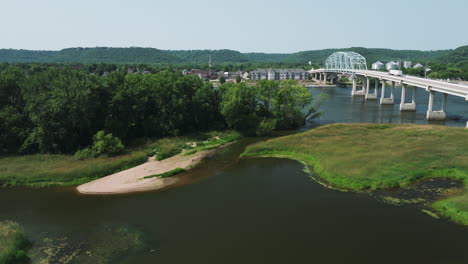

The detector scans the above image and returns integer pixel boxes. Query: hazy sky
[1,0,467,53]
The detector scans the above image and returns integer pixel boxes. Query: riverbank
[0,131,240,188]
[242,123,468,225]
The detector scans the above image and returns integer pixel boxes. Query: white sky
[1,0,467,52]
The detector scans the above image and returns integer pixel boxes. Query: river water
[1,86,468,263]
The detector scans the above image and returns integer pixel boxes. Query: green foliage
[183,131,241,155]
[219,80,323,135]
[143,168,185,179]
[219,76,226,84]
[154,130,241,160]
[433,199,468,226]
[75,131,124,159]
[0,149,148,187]
[0,66,226,155]
[154,138,187,161]
[242,123,468,226]
[256,118,277,136]
[236,75,242,83]
[20,68,106,153]
[92,131,125,156]
[0,106,27,154]
[436,45,468,63]
[272,80,315,129]
[0,221,30,264]
[220,82,260,134]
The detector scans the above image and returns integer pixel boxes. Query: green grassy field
[242,123,468,226]
[0,221,30,264]
[0,131,239,188]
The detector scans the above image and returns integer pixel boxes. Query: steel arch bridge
[325,52,367,72]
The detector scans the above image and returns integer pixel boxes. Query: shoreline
[241,123,468,226]
[77,149,214,195]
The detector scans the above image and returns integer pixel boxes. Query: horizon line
[0,45,465,54]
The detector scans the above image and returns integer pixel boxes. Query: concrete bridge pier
[399,84,416,111]
[380,81,394,104]
[352,76,365,96]
[365,77,378,100]
[426,91,447,120]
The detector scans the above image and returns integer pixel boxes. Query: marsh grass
[242,123,468,226]
[153,130,240,160]
[0,221,30,264]
[143,168,185,179]
[0,148,149,187]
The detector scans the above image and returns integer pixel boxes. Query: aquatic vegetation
[0,221,30,264]
[421,209,440,219]
[242,123,468,226]
[28,225,146,264]
[380,196,426,206]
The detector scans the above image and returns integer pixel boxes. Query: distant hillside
[0,46,464,65]
[0,47,181,64]
[436,45,468,63]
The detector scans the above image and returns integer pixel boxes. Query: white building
[413,63,424,69]
[403,61,412,69]
[250,69,309,81]
[386,61,399,70]
[372,61,384,70]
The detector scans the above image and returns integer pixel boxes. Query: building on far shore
[371,61,384,70]
[250,69,309,81]
[403,61,412,69]
[386,61,399,70]
[183,69,245,81]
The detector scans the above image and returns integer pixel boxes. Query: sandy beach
[77,150,212,195]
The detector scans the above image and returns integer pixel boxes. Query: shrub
[75,131,125,159]
[256,118,277,136]
[0,221,30,264]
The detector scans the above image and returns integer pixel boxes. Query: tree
[220,82,259,134]
[219,76,226,84]
[20,68,106,153]
[0,106,27,153]
[0,66,24,107]
[192,82,224,130]
[272,80,322,129]
[255,80,279,118]
[75,130,124,159]
[236,75,242,83]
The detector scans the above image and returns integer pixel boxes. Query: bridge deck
[310,69,468,100]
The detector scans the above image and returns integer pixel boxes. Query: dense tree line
[403,61,468,80]
[0,65,321,155]
[401,46,468,80]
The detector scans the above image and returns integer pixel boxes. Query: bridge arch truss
[325,52,368,72]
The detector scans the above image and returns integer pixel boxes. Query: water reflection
[308,85,467,127]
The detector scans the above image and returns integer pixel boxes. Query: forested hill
[0,47,182,64]
[436,45,468,63]
[0,46,465,65]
